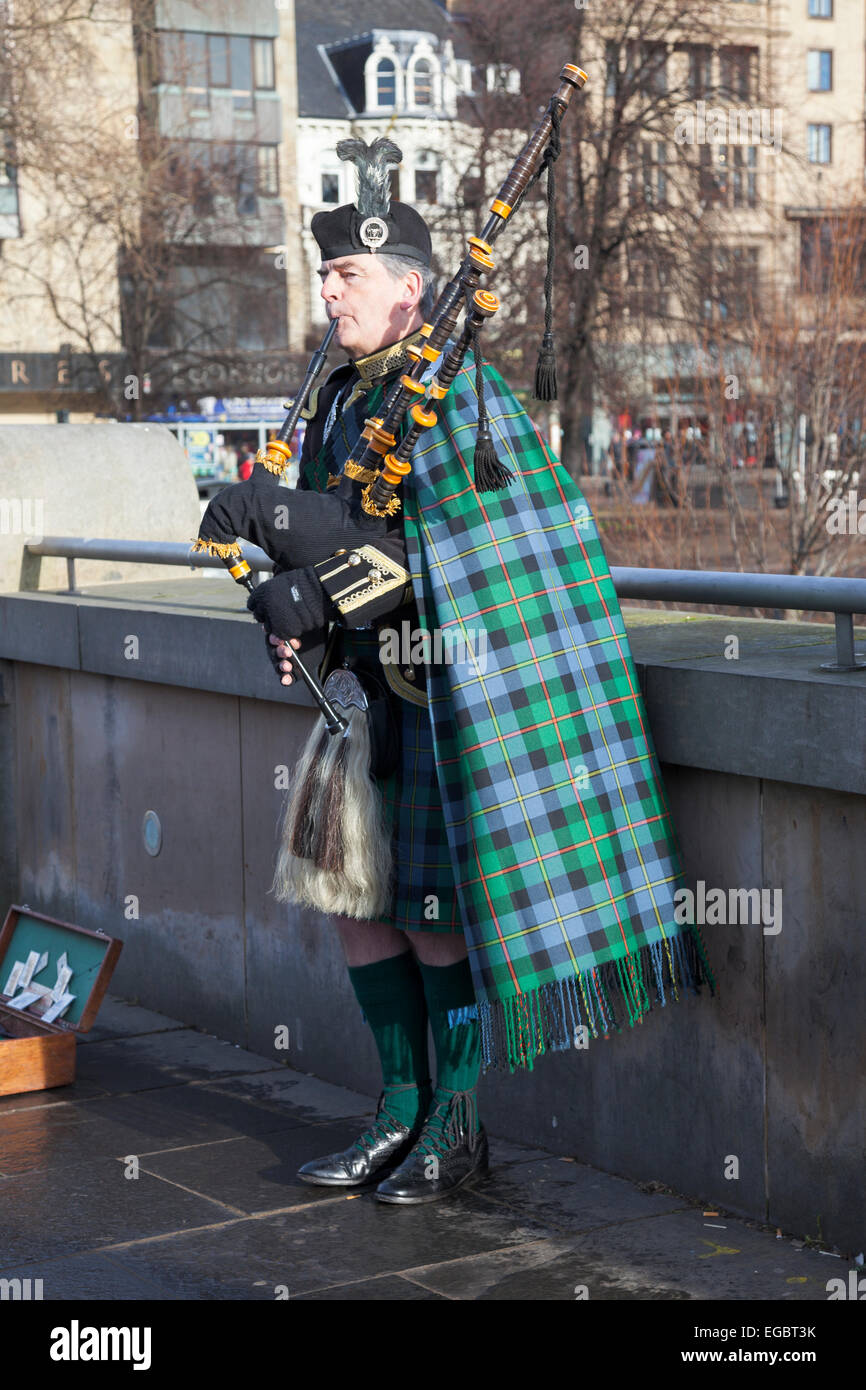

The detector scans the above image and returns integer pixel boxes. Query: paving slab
[134,1122,414,1215]
[103,1188,553,1299]
[0,1156,238,1267]
[77,997,188,1045]
[0,1084,313,1177]
[400,1237,633,1301]
[0,1077,112,1115]
[473,1155,689,1231]
[398,1216,838,1302]
[194,1068,376,1123]
[73,1029,276,1095]
[411,1209,834,1302]
[0,1252,175,1301]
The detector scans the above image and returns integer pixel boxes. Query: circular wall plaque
[142,810,162,857]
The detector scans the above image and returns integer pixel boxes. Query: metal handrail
[26,536,274,592]
[24,538,866,672]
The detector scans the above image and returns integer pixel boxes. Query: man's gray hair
[383,254,437,319]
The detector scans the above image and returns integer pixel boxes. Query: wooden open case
[0,905,123,1097]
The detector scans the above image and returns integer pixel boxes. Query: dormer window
[376,58,397,107]
[412,59,433,106]
[415,149,439,203]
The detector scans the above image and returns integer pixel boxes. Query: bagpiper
[197,108,714,1205]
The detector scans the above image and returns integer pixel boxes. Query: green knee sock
[417,958,482,1135]
[346,951,431,1130]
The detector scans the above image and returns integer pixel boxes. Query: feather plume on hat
[335,137,402,219]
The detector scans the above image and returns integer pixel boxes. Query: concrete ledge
[625,612,866,797]
[1,580,863,793]
[0,580,327,707]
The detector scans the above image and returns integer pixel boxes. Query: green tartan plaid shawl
[302,353,715,1074]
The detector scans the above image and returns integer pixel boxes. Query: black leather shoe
[374,1087,489,1204]
[296,1082,430,1188]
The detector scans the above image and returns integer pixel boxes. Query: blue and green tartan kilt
[337,627,464,936]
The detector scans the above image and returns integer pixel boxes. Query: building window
[321,172,340,204]
[376,59,396,107]
[256,145,278,197]
[166,141,279,216]
[699,144,727,206]
[626,248,672,318]
[460,163,483,208]
[207,34,229,87]
[800,216,866,292]
[627,142,667,207]
[605,42,618,97]
[229,35,253,110]
[389,168,400,202]
[808,0,833,16]
[183,31,209,108]
[415,152,438,203]
[704,247,760,321]
[253,37,275,90]
[807,49,832,90]
[156,32,274,107]
[486,64,520,95]
[412,59,434,106]
[454,60,473,95]
[801,218,833,291]
[641,142,667,205]
[641,42,667,95]
[719,47,757,102]
[807,122,832,162]
[157,30,184,84]
[0,151,20,237]
[731,145,757,206]
[685,44,712,99]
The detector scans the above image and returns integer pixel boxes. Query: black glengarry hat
[311,137,432,267]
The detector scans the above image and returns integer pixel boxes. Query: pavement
[0,995,852,1302]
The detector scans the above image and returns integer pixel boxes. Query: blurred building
[599,0,866,452]
[2,1,862,430]
[292,0,478,338]
[0,0,305,422]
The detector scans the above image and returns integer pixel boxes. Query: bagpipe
[191,62,588,918]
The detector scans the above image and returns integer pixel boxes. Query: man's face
[318,253,419,358]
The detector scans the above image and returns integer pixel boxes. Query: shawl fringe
[468,925,716,1075]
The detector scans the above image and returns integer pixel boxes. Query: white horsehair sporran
[272,665,395,919]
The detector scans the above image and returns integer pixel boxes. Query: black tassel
[467,297,514,494]
[534,330,558,402]
[473,423,514,492]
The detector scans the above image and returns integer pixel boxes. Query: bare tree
[438,0,739,475]
[688,198,866,586]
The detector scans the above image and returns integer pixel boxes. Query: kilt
[336,625,464,936]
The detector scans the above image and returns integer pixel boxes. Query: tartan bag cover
[303,352,715,1074]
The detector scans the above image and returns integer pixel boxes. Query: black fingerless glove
[246,567,338,640]
[262,626,286,677]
